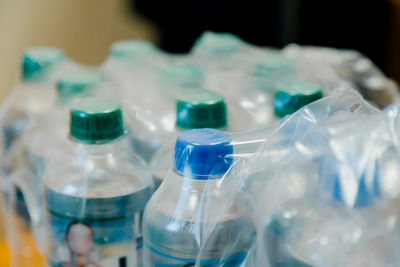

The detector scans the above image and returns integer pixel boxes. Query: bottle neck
[71,134,127,156]
[171,167,226,193]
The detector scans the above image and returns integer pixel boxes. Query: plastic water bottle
[43,100,153,267]
[263,156,381,267]
[56,72,104,107]
[191,31,253,93]
[126,63,205,163]
[110,39,159,59]
[0,47,71,267]
[210,69,275,131]
[15,72,104,233]
[191,31,244,58]
[150,89,228,189]
[5,72,106,267]
[0,47,67,162]
[242,81,324,196]
[103,39,163,101]
[253,54,295,94]
[104,39,161,79]
[158,62,204,96]
[143,128,256,266]
[103,40,169,164]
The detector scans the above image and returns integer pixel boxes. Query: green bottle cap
[110,39,158,58]
[176,89,227,129]
[193,31,243,54]
[57,73,104,104]
[22,47,65,81]
[70,100,125,143]
[160,63,204,88]
[274,82,323,118]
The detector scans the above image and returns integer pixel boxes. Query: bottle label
[47,208,141,267]
[145,245,248,267]
[45,186,152,267]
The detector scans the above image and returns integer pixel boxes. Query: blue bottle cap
[174,129,233,177]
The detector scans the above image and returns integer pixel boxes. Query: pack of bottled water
[0,31,399,267]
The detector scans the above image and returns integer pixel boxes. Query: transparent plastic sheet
[33,99,154,267]
[0,51,87,267]
[120,40,315,165]
[120,37,400,169]
[240,89,400,266]
[283,44,400,108]
[1,40,400,267]
[141,88,397,267]
[143,128,261,266]
[2,75,115,267]
[43,137,153,267]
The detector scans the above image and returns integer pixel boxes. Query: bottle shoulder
[145,171,253,223]
[143,173,256,255]
[44,138,152,198]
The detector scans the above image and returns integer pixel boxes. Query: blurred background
[0,0,400,238]
[1,0,399,99]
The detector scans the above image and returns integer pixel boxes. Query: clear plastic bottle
[158,62,204,98]
[6,72,105,267]
[192,31,244,57]
[191,31,252,93]
[16,73,104,235]
[239,81,325,195]
[263,156,382,267]
[43,100,153,267]
[253,54,296,94]
[126,63,205,163]
[150,89,228,189]
[190,31,271,70]
[210,69,275,131]
[143,128,256,266]
[0,47,73,267]
[104,41,171,165]
[0,47,68,163]
[103,39,164,103]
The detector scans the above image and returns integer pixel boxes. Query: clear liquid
[144,211,256,266]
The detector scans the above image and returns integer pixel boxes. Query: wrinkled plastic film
[244,90,400,267]
[0,34,400,267]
